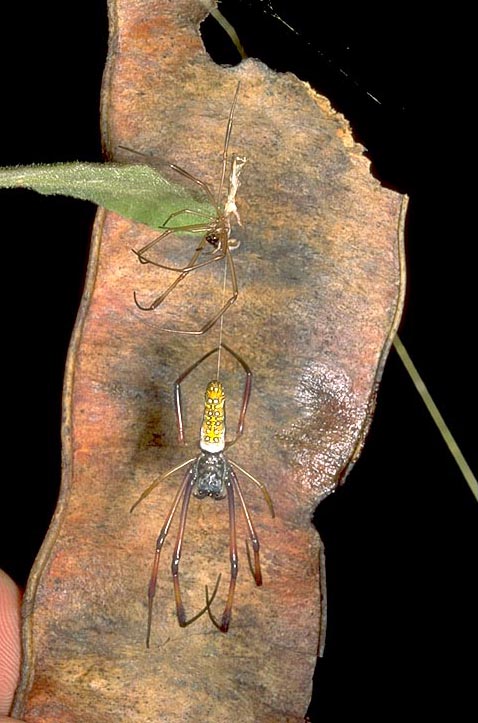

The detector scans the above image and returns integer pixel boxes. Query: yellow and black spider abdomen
[200,380,226,452]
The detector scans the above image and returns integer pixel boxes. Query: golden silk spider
[130,343,274,646]
[130,82,246,335]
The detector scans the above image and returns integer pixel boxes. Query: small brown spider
[132,83,246,335]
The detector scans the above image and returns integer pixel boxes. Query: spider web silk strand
[216,256,229,380]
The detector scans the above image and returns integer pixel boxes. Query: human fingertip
[0,570,22,717]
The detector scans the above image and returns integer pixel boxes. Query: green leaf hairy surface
[0,162,214,230]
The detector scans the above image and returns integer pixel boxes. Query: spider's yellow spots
[200,380,225,452]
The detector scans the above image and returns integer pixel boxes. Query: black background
[1,2,476,720]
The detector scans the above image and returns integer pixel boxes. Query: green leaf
[0,162,215,230]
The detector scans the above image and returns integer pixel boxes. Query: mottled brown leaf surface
[13,0,406,721]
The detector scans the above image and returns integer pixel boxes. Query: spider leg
[173,343,252,444]
[133,227,177,264]
[230,469,263,586]
[220,343,252,445]
[148,246,226,275]
[229,459,275,518]
[162,81,240,211]
[171,480,222,628]
[216,81,240,207]
[144,465,195,647]
[130,457,196,513]
[178,573,222,628]
[163,240,238,335]
[206,476,238,633]
[174,346,225,443]
[160,208,215,228]
[169,162,217,208]
[133,221,212,269]
[133,233,210,311]
[171,470,199,627]
[116,143,216,205]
